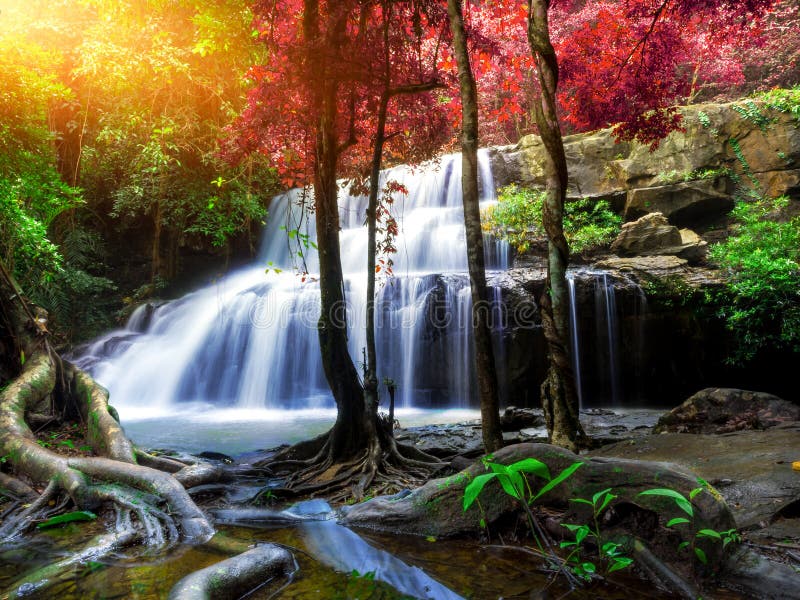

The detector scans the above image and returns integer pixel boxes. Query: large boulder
[611,212,683,255]
[610,212,708,263]
[654,388,800,434]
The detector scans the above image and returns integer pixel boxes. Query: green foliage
[561,488,633,581]
[463,457,583,512]
[36,511,97,529]
[709,194,800,364]
[731,99,775,133]
[638,481,741,566]
[752,86,800,122]
[483,186,622,254]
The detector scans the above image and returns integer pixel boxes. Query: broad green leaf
[696,529,722,539]
[638,488,694,517]
[507,458,550,481]
[598,491,617,514]
[667,517,691,527]
[592,488,613,505]
[678,541,690,551]
[562,523,583,532]
[487,462,509,475]
[37,511,97,529]
[602,541,621,556]
[575,525,590,545]
[608,557,633,573]
[496,472,522,499]
[689,487,703,500]
[570,498,594,506]
[463,473,496,511]
[532,462,583,502]
[694,547,708,564]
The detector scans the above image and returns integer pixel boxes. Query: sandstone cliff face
[488,101,800,226]
[483,101,799,408]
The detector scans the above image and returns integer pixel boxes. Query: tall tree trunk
[304,0,369,460]
[527,0,585,450]
[447,0,503,453]
[364,91,389,419]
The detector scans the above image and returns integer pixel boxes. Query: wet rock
[595,425,800,530]
[492,101,800,219]
[723,547,800,600]
[197,451,234,464]
[500,406,544,431]
[394,422,484,459]
[654,388,800,434]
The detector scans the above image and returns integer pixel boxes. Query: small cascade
[595,273,622,406]
[73,151,510,414]
[563,270,651,407]
[566,274,584,410]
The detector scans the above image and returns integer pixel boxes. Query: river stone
[500,406,544,431]
[654,388,800,434]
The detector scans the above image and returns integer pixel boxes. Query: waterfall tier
[74,152,510,413]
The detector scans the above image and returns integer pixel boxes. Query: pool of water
[117,406,482,456]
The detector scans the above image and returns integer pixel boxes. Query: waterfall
[566,274,584,410]
[594,273,622,406]
[73,151,510,414]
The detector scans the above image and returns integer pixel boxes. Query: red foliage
[228,0,785,176]
[223,1,451,188]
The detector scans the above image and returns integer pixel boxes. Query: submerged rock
[654,388,800,434]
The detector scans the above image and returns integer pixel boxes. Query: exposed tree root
[168,543,297,600]
[254,416,444,504]
[5,528,138,600]
[0,270,215,553]
[0,472,36,502]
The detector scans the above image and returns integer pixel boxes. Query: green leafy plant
[709,194,800,363]
[754,86,800,122]
[561,488,633,581]
[483,186,622,254]
[463,457,583,558]
[638,481,741,565]
[731,99,775,133]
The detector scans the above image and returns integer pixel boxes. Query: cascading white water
[595,273,622,406]
[73,151,510,415]
[566,274,584,410]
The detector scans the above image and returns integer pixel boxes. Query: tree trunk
[447,0,503,453]
[304,0,370,461]
[364,91,389,419]
[527,0,585,450]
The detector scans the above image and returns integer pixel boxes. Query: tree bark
[527,0,585,450]
[447,0,503,453]
[364,91,389,420]
[304,0,370,461]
